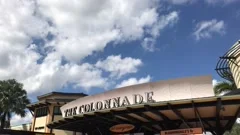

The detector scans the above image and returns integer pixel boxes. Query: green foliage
[224,123,240,135]
[214,81,237,95]
[0,79,30,129]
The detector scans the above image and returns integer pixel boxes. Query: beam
[211,131,217,135]
[192,101,205,132]
[144,105,175,129]
[144,105,170,121]
[29,110,34,116]
[202,118,213,129]
[127,107,162,131]
[168,103,190,128]
[111,110,158,133]
[94,112,123,124]
[225,106,240,131]
[216,98,222,135]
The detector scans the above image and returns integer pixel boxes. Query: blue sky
[70,0,240,95]
[0,0,240,101]
[2,0,240,126]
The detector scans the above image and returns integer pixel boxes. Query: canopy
[47,95,240,135]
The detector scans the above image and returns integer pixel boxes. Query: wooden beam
[224,106,240,131]
[144,105,170,121]
[192,101,205,132]
[94,112,123,124]
[168,103,190,128]
[216,98,222,135]
[144,104,176,130]
[111,110,158,133]
[211,131,217,135]
[126,107,161,131]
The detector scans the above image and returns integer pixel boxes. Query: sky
[0,0,239,126]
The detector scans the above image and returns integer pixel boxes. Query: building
[46,75,240,135]
[23,40,240,135]
[216,40,240,89]
[10,123,32,131]
[27,92,87,135]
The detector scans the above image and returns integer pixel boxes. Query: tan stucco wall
[32,104,80,135]
[228,41,240,88]
[34,116,47,132]
[61,75,214,117]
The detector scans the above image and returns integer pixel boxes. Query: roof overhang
[47,95,240,134]
[27,101,51,111]
[27,99,76,111]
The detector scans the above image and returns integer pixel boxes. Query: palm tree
[0,79,30,129]
[214,81,237,95]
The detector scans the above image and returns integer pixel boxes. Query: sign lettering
[64,92,155,117]
[161,128,203,135]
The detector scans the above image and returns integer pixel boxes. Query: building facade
[10,123,32,131]
[216,40,240,88]
[27,92,87,135]
[26,75,240,135]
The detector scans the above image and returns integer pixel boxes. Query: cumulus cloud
[205,0,238,5]
[96,55,142,78]
[37,0,163,61]
[167,0,238,5]
[11,111,32,126]
[142,38,156,52]
[193,19,225,40]
[116,75,151,88]
[142,11,179,52]
[212,79,219,86]
[167,0,195,5]
[0,0,179,97]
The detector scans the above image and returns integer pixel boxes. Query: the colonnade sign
[161,128,203,135]
[61,76,214,118]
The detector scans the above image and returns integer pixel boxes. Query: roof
[37,92,87,100]
[27,98,80,111]
[47,95,240,134]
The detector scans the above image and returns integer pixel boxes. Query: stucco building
[27,92,87,135]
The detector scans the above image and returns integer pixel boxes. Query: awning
[27,99,75,111]
[47,95,240,135]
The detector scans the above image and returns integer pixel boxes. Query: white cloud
[193,19,225,40]
[205,0,238,5]
[37,0,164,62]
[11,111,32,126]
[116,75,151,88]
[167,0,194,5]
[96,55,142,78]
[142,11,179,52]
[212,79,219,86]
[167,0,238,5]
[0,0,178,95]
[142,37,156,52]
[150,11,179,38]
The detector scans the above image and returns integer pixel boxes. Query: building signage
[161,128,203,135]
[64,92,155,117]
[61,76,213,118]
[110,124,135,133]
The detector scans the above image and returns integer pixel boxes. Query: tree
[224,123,240,135]
[214,81,237,95]
[0,79,30,129]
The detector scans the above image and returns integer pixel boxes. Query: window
[53,106,62,115]
[35,107,48,117]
